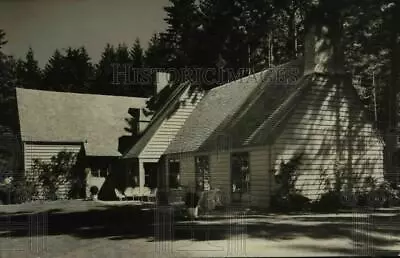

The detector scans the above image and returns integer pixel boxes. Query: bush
[90,186,99,196]
[198,189,227,212]
[312,191,343,212]
[33,151,78,200]
[271,192,310,212]
[10,180,37,204]
[0,179,37,204]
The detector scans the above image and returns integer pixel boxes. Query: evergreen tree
[93,44,117,95]
[18,47,42,89]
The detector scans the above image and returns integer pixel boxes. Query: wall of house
[23,142,82,199]
[172,149,273,209]
[139,88,204,160]
[270,76,384,200]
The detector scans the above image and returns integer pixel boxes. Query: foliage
[274,153,303,196]
[0,178,37,204]
[9,179,38,204]
[270,153,309,212]
[33,151,78,200]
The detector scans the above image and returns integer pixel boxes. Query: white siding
[139,88,204,159]
[209,152,231,203]
[249,149,271,208]
[23,142,82,199]
[271,77,384,199]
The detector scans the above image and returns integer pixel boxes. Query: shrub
[271,192,311,212]
[312,191,343,212]
[270,153,308,212]
[33,151,78,200]
[0,178,37,204]
[198,188,227,212]
[10,180,37,204]
[90,186,99,196]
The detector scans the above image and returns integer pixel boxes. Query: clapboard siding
[210,152,231,203]
[139,88,204,159]
[271,77,384,199]
[179,155,195,187]
[23,142,82,199]
[249,149,271,208]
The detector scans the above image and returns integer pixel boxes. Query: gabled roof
[164,59,304,155]
[122,81,194,159]
[16,88,148,157]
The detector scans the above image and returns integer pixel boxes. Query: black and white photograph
[0,0,400,257]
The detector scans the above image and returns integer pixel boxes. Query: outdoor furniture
[131,187,142,201]
[114,188,126,201]
[124,187,135,200]
[144,188,157,202]
[141,187,151,202]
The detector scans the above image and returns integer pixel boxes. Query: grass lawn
[0,200,399,257]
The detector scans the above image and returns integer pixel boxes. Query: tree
[130,38,144,68]
[162,0,201,68]
[144,33,169,68]
[93,44,117,95]
[18,47,42,89]
[0,30,19,132]
[43,49,66,91]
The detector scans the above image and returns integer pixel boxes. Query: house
[15,88,151,198]
[160,57,385,208]
[122,81,205,193]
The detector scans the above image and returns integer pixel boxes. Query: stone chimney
[303,9,345,76]
[154,72,171,95]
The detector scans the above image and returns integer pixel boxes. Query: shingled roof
[16,88,148,157]
[164,59,304,154]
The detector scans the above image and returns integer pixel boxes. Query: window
[168,159,180,188]
[392,150,400,167]
[195,156,210,191]
[231,152,250,194]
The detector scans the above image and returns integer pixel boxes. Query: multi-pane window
[195,156,210,191]
[231,152,250,193]
[168,159,180,189]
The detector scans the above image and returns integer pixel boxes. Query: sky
[0,0,169,67]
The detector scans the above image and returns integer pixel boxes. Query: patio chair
[131,187,142,201]
[144,188,157,202]
[114,189,126,201]
[124,187,135,200]
[141,187,151,202]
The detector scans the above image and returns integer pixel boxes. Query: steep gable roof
[165,59,304,154]
[122,81,195,159]
[16,88,148,157]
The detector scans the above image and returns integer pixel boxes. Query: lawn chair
[141,187,151,202]
[114,188,126,201]
[131,187,142,201]
[124,187,135,200]
[143,188,157,202]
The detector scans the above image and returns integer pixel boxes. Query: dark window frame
[168,158,181,189]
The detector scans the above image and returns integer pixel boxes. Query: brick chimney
[154,72,171,95]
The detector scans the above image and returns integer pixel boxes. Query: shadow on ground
[0,203,399,255]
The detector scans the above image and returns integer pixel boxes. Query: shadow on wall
[271,75,384,199]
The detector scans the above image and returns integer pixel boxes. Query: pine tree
[93,44,117,95]
[18,47,42,89]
